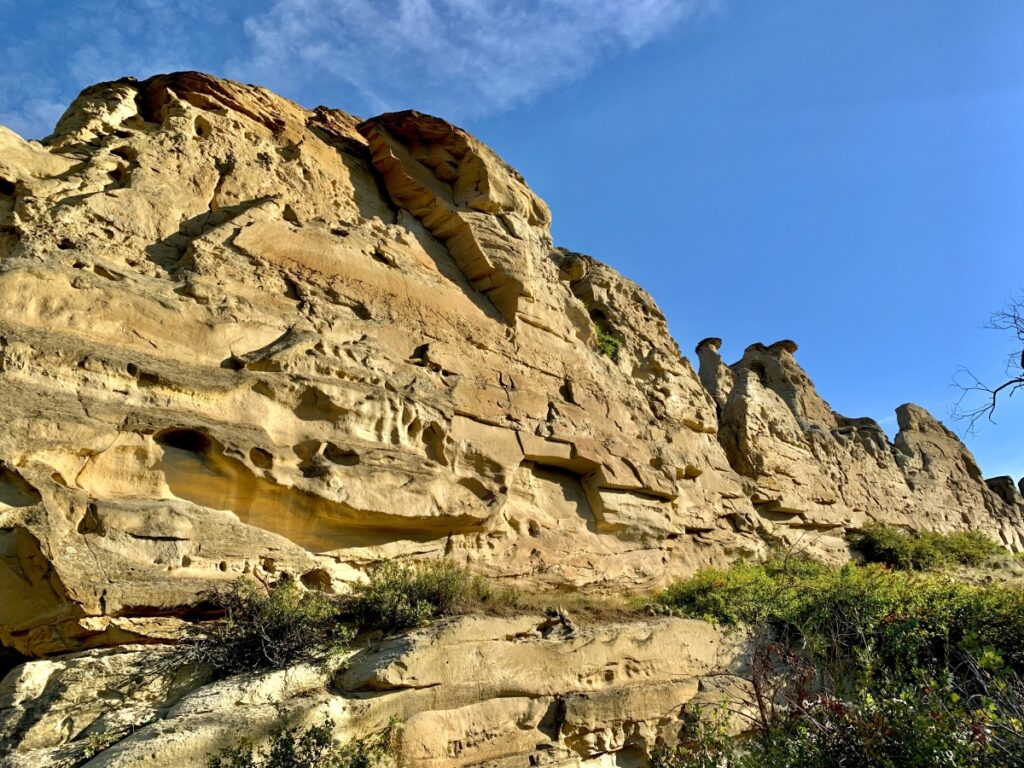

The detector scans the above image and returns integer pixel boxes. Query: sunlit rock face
[707,342,1024,553]
[0,71,1020,657]
[0,615,752,768]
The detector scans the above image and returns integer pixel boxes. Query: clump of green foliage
[80,730,121,759]
[656,552,1024,676]
[593,322,623,361]
[185,578,353,677]
[848,523,1004,570]
[185,561,513,678]
[349,559,502,633]
[653,551,1024,767]
[652,675,1024,768]
[207,718,389,768]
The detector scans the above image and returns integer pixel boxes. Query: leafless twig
[953,294,1024,434]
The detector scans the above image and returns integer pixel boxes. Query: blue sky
[3,1,1023,479]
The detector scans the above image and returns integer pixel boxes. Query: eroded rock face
[0,614,749,768]
[706,341,1024,554]
[0,71,1020,659]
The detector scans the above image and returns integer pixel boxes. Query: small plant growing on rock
[650,708,736,768]
[184,577,353,677]
[593,322,623,361]
[207,718,387,768]
[80,729,121,759]
[848,523,1003,570]
[349,559,499,633]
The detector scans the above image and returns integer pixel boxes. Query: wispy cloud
[236,0,720,118]
[0,0,718,138]
[0,0,235,138]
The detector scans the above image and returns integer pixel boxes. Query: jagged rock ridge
[0,71,1020,667]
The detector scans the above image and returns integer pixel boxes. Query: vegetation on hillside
[593,321,623,360]
[181,578,353,677]
[848,523,1004,570]
[196,563,489,767]
[653,532,1024,767]
[194,529,1024,767]
[348,558,502,633]
[186,560,505,678]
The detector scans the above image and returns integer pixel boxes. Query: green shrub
[654,552,827,627]
[656,550,1024,766]
[939,529,1005,566]
[185,578,353,677]
[654,676,1024,768]
[348,559,499,633]
[848,524,1004,570]
[80,730,121,759]
[656,555,1024,679]
[593,323,623,361]
[182,562,512,676]
[207,718,385,768]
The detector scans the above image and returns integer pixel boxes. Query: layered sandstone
[0,71,1020,669]
[0,614,749,767]
[702,340,1024,553]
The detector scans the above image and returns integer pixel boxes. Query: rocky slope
[0,71,1022,660]
[0,70,1022,766]
[2,614,749,767]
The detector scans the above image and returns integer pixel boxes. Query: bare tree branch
[952,294,1024,435]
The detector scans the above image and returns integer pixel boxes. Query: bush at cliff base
[654,550,1024,767]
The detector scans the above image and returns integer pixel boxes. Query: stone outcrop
[707,341,1024,553]
[1,614,749,767]
[0,70,1020,667]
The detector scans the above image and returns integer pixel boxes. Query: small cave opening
[154,428,214,454]
[194,115,213,138]
[323,443,360,466]
[748,362,768,385]
[110,145,139,162]
[249,447,274,470]
[300,568,332,592]
[0,464,42,507]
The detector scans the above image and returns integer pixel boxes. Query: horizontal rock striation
[0,71,1020,666]
[701,340,1024,553]
[0,614,749,768]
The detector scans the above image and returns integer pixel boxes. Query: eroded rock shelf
[0,71,1022,767]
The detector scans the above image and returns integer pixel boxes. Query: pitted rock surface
[0,615,750,768]
[0,72,1021,662]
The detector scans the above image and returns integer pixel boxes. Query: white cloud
[0,0,236,139]
[235,0,720,119]
[0,0,718,138]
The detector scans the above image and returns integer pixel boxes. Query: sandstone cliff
[0,71,1021,668]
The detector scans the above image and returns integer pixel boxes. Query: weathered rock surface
[706,341,1024,554]
[0,70,1021,665]
[0,614,749,767]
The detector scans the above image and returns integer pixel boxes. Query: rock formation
[706,341,1024,554]
[0,71,1021,660]
[0,70,1022,766]
[1,615,749,767]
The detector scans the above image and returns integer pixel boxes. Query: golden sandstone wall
[0,72,1021,662]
